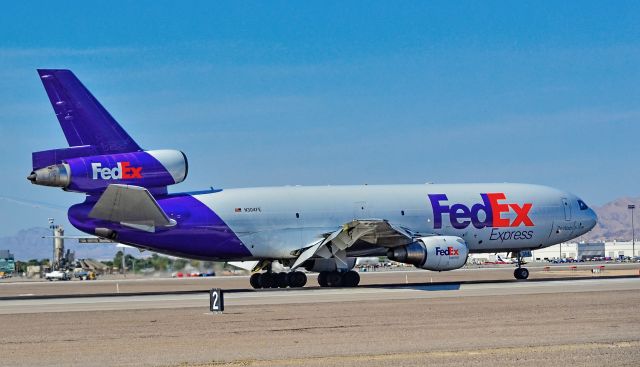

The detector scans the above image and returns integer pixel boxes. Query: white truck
[45,270,70,281]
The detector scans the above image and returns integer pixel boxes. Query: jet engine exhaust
[27,164,70,188]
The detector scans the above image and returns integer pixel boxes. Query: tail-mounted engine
[387,236,469,271]
[28,149,187,194]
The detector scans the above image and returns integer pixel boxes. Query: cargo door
[561,198,572,221]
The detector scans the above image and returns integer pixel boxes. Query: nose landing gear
[513,252,530,280]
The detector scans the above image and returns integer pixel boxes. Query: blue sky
[1,1,639,236]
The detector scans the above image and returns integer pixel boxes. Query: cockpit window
[577,200,589,211]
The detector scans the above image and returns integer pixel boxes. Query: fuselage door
[561,198,572,221]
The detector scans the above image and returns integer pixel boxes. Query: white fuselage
[191,183,597,260]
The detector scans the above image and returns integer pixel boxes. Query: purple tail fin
[37,69,141,154]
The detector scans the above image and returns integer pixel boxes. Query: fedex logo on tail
[91,162,142,180]
[429,193,533,230]
[435,246,459,256]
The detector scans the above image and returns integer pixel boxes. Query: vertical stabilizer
[37,69,141,154]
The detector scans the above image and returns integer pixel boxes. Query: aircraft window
[577,200,589,211]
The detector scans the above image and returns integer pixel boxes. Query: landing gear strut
[317,270,360,287]
[250,271,307,289]
[513,252,529,280]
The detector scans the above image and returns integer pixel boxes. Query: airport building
[0,250,16,275]
[530,241,639,261]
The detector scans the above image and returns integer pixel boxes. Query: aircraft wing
[291,219,414,270]
[227,261,260,272]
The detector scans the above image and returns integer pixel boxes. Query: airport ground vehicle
[73,270,96,280]
[45,270,70,281]
[28,69,598,289]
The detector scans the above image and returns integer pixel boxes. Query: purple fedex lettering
[472,194,493,229]
[429,194,493,229]
[429,194,449,229]
[435,246,460,256]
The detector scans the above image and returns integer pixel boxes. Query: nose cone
[585,208,597,232]
[572,195,597,236]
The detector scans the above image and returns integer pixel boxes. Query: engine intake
[387,236,469,271]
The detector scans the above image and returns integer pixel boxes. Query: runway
[2,276,639,367]
[2,262,639,299]
[1,277,639,314]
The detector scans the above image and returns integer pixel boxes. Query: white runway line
[1,277,638,315]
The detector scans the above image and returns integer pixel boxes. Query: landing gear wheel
[326,271,343,287]
[514,267,529,280]
[318,271,329,287]
[250,273,261,289]
[342,270,360,287]
[259,272,274,288]
[276,272,289,288]
[288,271,307,288]
[513,251,530,280]
[270,274,281,288]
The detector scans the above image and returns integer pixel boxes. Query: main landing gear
[250,271,307,289]
[317,270,360,287]
[513,252,529,280]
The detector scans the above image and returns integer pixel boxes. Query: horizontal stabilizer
[89,184,175,232]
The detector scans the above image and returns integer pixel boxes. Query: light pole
[48,218,55,269]
[559,243,562,261]
[122,247,126,277]
[629,204,636,260]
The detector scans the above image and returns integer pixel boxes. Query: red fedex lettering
[121,162,143,179]
[509,203,534,227]
[486,193,510,227]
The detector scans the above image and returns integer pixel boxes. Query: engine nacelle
[387,236,469,271]
[28,150,188,193]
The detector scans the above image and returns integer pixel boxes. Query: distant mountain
[0,227,119,261]
[576,197,640,242]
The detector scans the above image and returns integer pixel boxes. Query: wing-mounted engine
[387,236,469,271]
[28,149,187,194]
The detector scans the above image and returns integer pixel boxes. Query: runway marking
[2,263,637,286]
[0,277,638,315]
